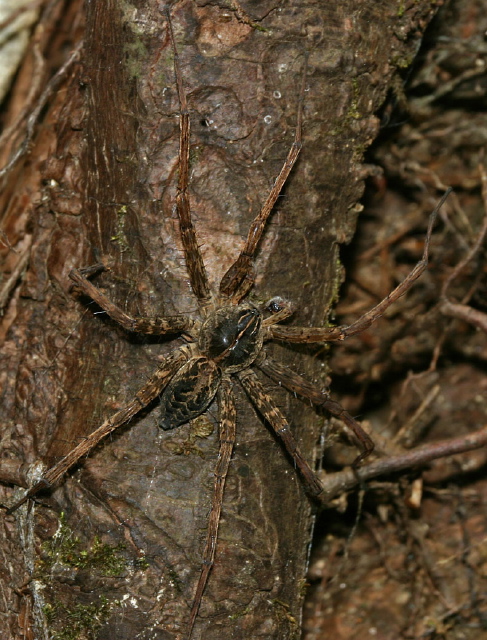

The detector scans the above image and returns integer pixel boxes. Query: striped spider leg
[268,189,451,347]
[251,189,451,470]
[5,265,194,515]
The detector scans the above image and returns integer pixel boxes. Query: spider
[5,8,449,639]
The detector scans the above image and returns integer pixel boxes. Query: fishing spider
[5,9,448,639]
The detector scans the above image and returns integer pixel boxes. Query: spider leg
[187,377,236,639]
[5,349,190,514]
[256,355,374,466]
[165,9,211,303]
[237,368,323,497]
[270,189,452,344]
[219,57,308,301]
[70,267,192,334]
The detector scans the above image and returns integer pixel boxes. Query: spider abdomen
[158,357,221,430]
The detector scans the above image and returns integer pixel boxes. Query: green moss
[37,514,151,638]
[165,415,215,457]
[189,145,203,168]
[110,205,130,253]
[271,599,300,637]
[118,0,151,79]
[228,605,252,620]
[166,567,184,594]
[391,53,414,69]
[125,38,150,78]
[135,553,150,571]
[346,78,362,121]
[298,577,309,598]
[39,512,126,578]
[43,598,115,640]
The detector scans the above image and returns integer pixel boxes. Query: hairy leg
[70,267,192,334]
[238,368,323,497]
[186,378,236,639]
[5,349,190,514]
[270,190,451,344]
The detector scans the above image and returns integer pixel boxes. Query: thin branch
[318,426,487,503]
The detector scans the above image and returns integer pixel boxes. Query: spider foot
[4,478,53,515]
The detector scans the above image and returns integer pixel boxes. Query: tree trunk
[0,1,440,638]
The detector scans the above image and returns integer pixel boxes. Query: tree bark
[0,1,441,638]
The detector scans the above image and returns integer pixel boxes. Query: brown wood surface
[0,1,441,638]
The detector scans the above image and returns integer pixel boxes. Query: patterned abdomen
[158,357,222,430]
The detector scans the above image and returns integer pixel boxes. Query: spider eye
[267,297,285,313]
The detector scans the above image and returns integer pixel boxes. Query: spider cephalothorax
[198,303,263,372]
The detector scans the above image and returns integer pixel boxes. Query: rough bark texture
[0,1,441,639]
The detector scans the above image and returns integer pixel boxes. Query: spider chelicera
[5,8,449,639]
